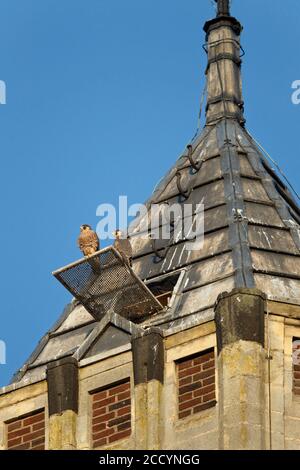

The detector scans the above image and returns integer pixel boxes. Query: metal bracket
[232,208,248,222]
[186,145,202,172]
[150,237,169,261]
[176,170,192,199]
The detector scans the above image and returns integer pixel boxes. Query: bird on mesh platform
[113,229,133,267]
[77,225,102,275]
[78,224,100,256]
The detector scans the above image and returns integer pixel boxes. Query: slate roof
[5,5,300,390]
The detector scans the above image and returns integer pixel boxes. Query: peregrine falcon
[113,230,133,267]
[78,224,99,256]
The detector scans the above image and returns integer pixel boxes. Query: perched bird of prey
[78,224,99,256]
[78,225,101,274]
[113,230,133,267]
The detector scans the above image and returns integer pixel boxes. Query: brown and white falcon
[113,229,133,267]
[78,224,99,257]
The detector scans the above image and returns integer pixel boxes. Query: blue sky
[0,0,299,386]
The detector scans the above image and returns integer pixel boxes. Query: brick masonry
[6,409,45,450]
[293,338,300,396]
[91,379,131,448]
[177,349,216,420]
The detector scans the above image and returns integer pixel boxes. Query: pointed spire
[215,0,230,17]
[204,1,244,125]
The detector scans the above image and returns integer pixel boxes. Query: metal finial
[214,0,230,17]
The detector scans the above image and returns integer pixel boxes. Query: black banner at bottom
[0,450,299,467]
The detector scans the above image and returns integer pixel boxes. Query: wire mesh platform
[52,246,163,322]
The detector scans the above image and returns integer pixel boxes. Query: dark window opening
[147,273,181,308]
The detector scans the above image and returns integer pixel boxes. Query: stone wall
[1,302,300,450]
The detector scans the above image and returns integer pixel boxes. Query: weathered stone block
[215,288,265,352]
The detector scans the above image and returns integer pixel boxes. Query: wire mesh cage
[52,246,163,322]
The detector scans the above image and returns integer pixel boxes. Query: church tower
[1,0,300,451]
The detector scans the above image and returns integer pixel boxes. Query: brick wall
[91,380,131,448]
[293,338,300,396]
[177,349,216,420]
[6,409,45,450]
